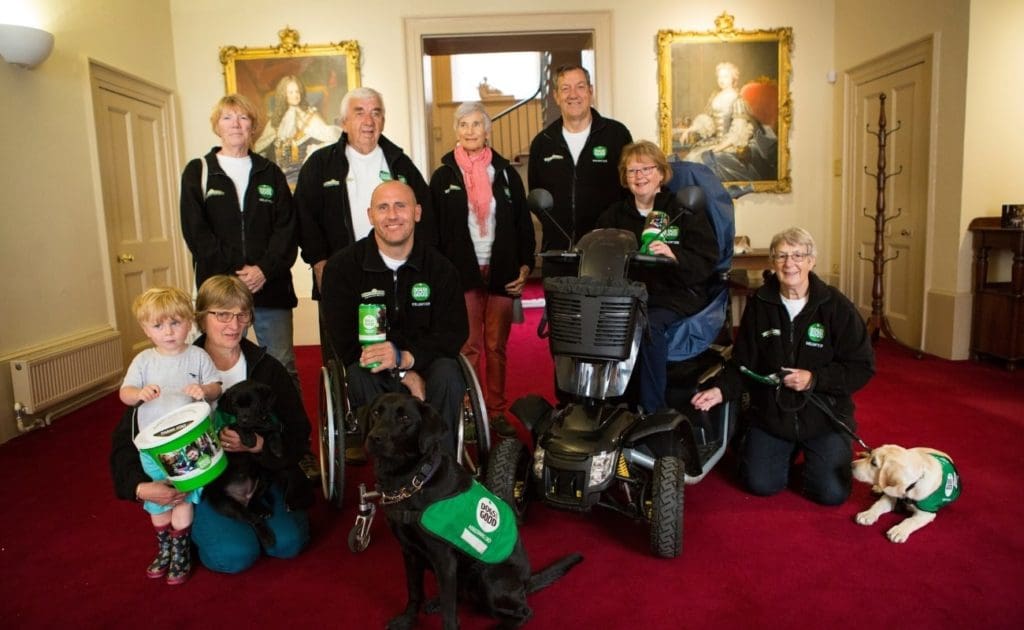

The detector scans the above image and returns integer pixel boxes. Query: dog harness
[419,480,518,564]
[911,454,961,513]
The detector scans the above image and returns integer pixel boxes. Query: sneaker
[298,451,321,480]
[490,414,518,438]
[345,445,368,465]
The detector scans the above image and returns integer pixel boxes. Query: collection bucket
[134,401,226,492]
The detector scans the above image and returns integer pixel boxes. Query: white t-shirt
[216,154,252,211]
[380,253,406,272]
[468,165,497,266]
[346,145,387,240]
[217,353,248,391]
[563,125,591,164]
[121,346,219,430]
[781,294,807,321]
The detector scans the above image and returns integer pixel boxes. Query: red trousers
[462,267,514,418]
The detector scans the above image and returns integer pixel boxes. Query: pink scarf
[454,144,494,237]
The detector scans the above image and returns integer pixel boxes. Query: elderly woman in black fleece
[691,227,875,505]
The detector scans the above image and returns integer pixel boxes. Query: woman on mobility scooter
[492,153,737,558]
[595,140,720,414]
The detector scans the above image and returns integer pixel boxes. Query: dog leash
[799,391,872,452]
[741,366,872,451]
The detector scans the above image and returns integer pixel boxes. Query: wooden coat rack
[859,93,920,355]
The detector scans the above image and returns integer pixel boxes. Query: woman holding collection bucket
[112,275,312,575]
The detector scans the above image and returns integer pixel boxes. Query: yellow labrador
[851,445,961,543]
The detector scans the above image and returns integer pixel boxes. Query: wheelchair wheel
[456,353,490,478]
[484,437,530,521]
[648,455,684,558]
[348,524,371,553]
[318,360,347,509]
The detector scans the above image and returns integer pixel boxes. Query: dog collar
[380,451,442,505]
[910,454,961,513]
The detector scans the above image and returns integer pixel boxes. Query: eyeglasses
[771,251,812,263]
[625,165,658,179]
[208,310,252,324]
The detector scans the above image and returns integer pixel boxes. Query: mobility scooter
[487,165,737,558]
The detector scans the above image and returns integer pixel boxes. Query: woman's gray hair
[769,227,817,258]
[340,87,385,122]
[453,101,492,135]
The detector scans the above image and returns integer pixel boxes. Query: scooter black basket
[543,276,648,362]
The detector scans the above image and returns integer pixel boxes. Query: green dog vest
[913,454,961,513]
[420,480,517,564]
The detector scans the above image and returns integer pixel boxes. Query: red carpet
[2,305,1023,628]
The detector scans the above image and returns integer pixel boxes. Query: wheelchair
[317,340,494,550]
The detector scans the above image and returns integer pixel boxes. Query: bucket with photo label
[134,402,226,491]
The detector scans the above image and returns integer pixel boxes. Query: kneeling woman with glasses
[111,275,312,574]
[690,227,875,506]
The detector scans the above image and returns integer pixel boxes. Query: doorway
[422,33,594,172]
[843,38,933,349]
[90,62,186,367]
[404,12,612,175]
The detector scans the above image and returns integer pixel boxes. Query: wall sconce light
[0,24,55,69]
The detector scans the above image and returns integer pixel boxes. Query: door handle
[899,229,911,237]
[116,253,135,263]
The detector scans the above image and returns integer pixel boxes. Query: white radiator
[10,330,123,414]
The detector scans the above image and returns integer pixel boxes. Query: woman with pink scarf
[430,101,535,438]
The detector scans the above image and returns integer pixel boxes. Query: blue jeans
[253,307,299,388]
[638,306,681,414]
[739,425,852,506]
[346,357,465,454]
[192,484,309,574]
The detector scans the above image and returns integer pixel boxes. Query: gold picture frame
[221,27,361,185]
[658,13,793,194]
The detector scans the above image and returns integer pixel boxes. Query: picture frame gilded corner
[657,13,793,194]
[220,27,361,186]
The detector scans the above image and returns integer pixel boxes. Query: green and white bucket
[133,401,226,492]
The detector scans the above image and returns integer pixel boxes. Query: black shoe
[490,414,518,438]
[298,451,321,480]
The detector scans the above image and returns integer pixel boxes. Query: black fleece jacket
[430,149,535,294]
[717,272,876,441]
[527,108,632,251]
[320,236,468,372]
[180,148,298,308]
[595,189,719,316]
[294,133,434,298]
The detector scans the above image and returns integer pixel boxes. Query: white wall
[962,0,1024,229]
[0,0,178,443]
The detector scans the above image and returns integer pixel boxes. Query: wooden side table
[968,217,1024,370]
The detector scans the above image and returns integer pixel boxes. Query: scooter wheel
[649,455,684,558]
[485,438,530,521]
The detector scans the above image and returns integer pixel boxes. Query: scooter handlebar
[631,253,675,266]
[538,250,580,260]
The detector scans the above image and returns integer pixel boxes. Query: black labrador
[365,392,581,630]
[204,380,311,546]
